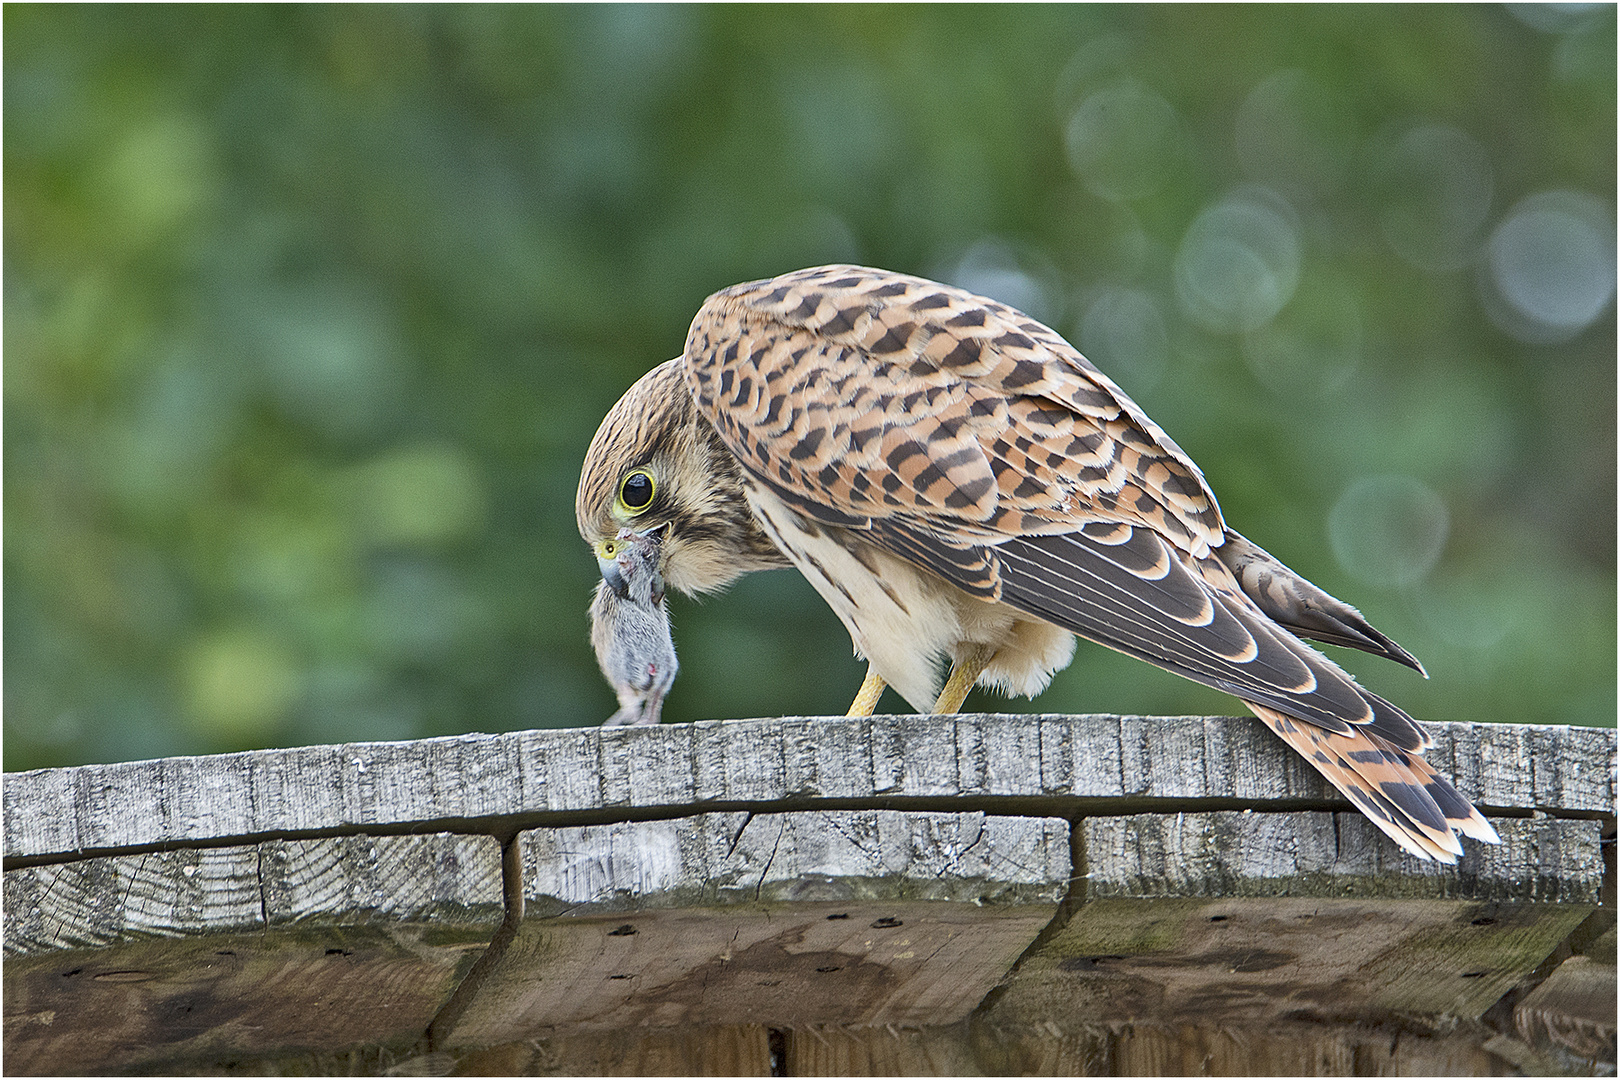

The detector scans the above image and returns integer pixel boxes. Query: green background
[6,5,1615,771]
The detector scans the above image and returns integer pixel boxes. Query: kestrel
[589,527,679,727]
[576,264,1499,862]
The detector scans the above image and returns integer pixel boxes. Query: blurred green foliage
[6,5,1615,770]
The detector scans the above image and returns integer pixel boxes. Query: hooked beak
[599,558,629,599]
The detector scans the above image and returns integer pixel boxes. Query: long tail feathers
[1248,702,1500,863]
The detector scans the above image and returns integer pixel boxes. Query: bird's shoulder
[682,265,1224,557]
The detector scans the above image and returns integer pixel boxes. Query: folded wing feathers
[997,531,1390,733]
[1217,531,1428,676]
[685,264,1489,861]
[698,265,1226,556]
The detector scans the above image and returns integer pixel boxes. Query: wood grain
[441,811,1069,1044]
[1,717,1611,1075]
[1083,812,1605,904]
[6,718,1611,862]
[454,1024,775,1076]
[3,834,501,1074]
[986,812,1602,1039]
[1514,955,1617,1064]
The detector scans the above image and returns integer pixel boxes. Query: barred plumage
[577,264,1499,862]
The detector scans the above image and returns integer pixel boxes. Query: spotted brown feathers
[686,265,1224,556]
[578,265,1500,862]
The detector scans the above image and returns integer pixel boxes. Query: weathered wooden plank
[1120,715,1209,799]
[2,765,79,859]
[455,1024,775,1076]
[764,1019,1534,1077]
[782,1023,986,1076]
[2,834,503,1075]
[873,715,963,795]
[520,724,598,812]
[258,833,504,927]
[189,1026,774,1078]
[249,744,345,835]
[957,714,1045,797]
[4,846,264,955]
[1084,812,1605,905]
[153,1016,1566,1077]
[1514,955,1617,1065]
[440,810,1068,1046]
[1532,725,1617,815]
[622,721,699,809]
[989,894,1597,1029]
[1469,723,1617,815]
[2,718,1609,1076]
[986,811,1600,1042]
[1087,1021,1516,1078]
[5,719,1611,862]
[1041,713,1126,797]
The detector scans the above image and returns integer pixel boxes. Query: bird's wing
[685,264,1407,711]
[1214,530,1426,674]
[684,264,1226,557]
[986,522,1430,748]
[683,265,1473,858]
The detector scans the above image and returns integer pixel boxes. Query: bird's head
[576,358,788,598]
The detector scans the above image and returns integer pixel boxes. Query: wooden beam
[1515,954,1617,1064]
[986,812,1601,1039]
[6,717,1611,863]
[4,834,502,1074]
[1,717,1612,1075]
[438,810,1069,1044]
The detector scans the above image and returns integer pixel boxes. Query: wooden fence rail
[3,714,1614,1076]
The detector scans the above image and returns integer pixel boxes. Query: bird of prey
[576,264,1499,862]
[589,527,679,726]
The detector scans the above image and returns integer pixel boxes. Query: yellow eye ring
[617,469,656,513]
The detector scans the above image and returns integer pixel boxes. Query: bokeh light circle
[1506,3,1608,33]
[1483,190,1616,344]
[1174,190,1302,334]
[1063,82,1181,202]
[1372,123,1493,273]
[1327,476,1450,589]
[1079,287,1169,392]
[949,239,1058,325]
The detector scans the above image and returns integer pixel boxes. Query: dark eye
[619,469,655,511]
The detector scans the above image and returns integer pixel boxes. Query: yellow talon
[846,665,888,716]
[932,644,996,714]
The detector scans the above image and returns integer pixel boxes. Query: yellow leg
[846,665,888,717]
[932,644,997,714]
